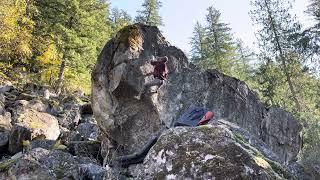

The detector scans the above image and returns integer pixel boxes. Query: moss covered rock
[0,148,105,179]
[137,125,293,179]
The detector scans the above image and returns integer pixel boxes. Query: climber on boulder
[134,56,168,100]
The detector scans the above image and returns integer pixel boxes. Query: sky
[109,0,315,54]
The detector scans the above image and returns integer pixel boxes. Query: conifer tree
[33,0,111,94]
[251,0,303,111]
[190,21,207,62]
[190,6,235,74]
[295,0,320,70]
[110,8,132,34]
[135,0,163,26]
[233,40,255,82]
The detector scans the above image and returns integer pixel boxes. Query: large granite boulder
[8,109,60,154]
[132,125,293,179]
[91,24,302,164]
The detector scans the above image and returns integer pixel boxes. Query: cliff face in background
[91,24,305,178]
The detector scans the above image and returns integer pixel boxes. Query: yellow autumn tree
[0,0,34,62]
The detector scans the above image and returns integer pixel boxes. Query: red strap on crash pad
[198,111,214,125]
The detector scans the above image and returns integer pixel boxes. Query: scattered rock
[76,163,107,180]
[8,124,32,154]
[3,92,16,102]
[0,94,5,114]
[30,140,57,150]
[76,122,100,141]
[27,148,79,178]
[0,84,13,93]
[81,103,93,115]
[9,100,49,122]
[68,141,101,161]
[0,112,11,152]
[0,157,56,179]
[9,110,60,154]
[22,83,46,96]
[15,99,48,112]
[0,148,104,179]
[0,132,9,150]
[59,126,83,143]
[0,112,11,131]
[80,114,97,124]
[16,109,60,140]
[59,104,81,129]
[16,93,37,101]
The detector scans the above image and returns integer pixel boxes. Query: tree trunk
[264,0,302,111]
[56,59,65,95]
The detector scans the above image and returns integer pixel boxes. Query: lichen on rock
[138,125,293,180]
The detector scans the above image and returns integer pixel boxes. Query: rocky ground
[0,24,318,180]
[0,82,105,179]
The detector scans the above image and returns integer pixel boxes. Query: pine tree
[135,0,163,26]
[190,6,235,74]
[190,21,207,62]
[295,0,320,71]
[253,56,287,107]
[33,0,111,94]
[233,40,255,82]
[251,0,303,111]
[110,8,132,34]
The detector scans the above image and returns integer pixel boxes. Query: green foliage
[252,59,287,108]
[54,140,67,150]
[190,6,237,75]
[0,0,134,93]
[299,112,320,170]
[250,0,320,173]
[232,40,256,83]
[250,0,303,111]
[0,0,34,62]
[292,0,320,72]
[189,6,257,94]
[135,0,163,26]
[35,0,112,92]
[190,21,207,62]
[110,8,133,35]
[250,0,301,57]
[0,158,19,172]
[204,6,235,74]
